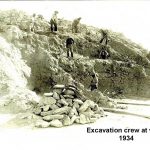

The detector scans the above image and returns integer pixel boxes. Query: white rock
[65,99,73,106]
[42,97,56,105]
[60,95,65,99]
[56,102,62,108]
[52,106,71,115]
[67,86,77,92]
[64,89,75,96]
[35,120,50,128]
[73,99,83,105]
[43,115,64,121]
[42,105,50,112]
[44,92,53,97]
[93,105,104,115]
[78,103,88,112]
[40,110,54,116]
[80,108,94,117]
[63,116,71,126]
[50,119,63,128]
[69,106,78,117]
[53,92,60,100]
[70,115,79,124]
[79,114,90,124]
[60,99,68,106]
[91,114,101,119]
[75,118,80,124]
[53,89,62,95]
[86,100,95,108]
[63,95,74,99]
[79,100,95,112]
[49,104,59,110]
[33,107,41,115]
[73,102,80,109]
[53,84,65,89]
[89,118,97,123]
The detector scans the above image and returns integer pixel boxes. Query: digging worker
[29,13,36,32]
[100,29,109,45]
[66,37,74,58]
[99,46,110,59]
[50,11,59,32]
[72,17,81,33]
[90,72,98,91]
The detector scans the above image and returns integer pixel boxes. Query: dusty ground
[0,99,150,150]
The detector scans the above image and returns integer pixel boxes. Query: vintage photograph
[0,0,150,149]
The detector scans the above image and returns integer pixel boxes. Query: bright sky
[0,1,150,51]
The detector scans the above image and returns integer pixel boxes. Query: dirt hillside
[0,9,150,114]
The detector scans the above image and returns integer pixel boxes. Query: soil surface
[0,99,150,150]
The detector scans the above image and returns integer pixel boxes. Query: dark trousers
[99,54,107,59]
[67,44,73,58]
[50,20,57,32]
[91,85,97,91]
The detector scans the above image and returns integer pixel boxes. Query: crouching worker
[99,46,110,59]
[90,72,98,91]
[66,37,74,58]
[50,11,58,32]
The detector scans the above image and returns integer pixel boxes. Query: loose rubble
[34,84,104,128]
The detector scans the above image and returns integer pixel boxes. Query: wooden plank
[103,107,150,119]
[117,101,150,106]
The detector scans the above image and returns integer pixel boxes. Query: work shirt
[66,38,74,47]
[51,13,58,23]
[72,19,80,26]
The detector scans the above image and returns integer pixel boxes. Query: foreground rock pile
[33,84,104,128]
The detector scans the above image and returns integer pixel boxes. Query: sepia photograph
[0,0,150,149]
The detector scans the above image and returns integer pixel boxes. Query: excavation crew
[50,11,58,32]
[66,37,74,58]
[72,17,81,33]
[99,46,110,59]
[90,72,98,91]
[100,29,109,45]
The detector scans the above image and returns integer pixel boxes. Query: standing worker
[29,13,36,32]
[66,37,74,58]
[90,72,98,91]
[72,17,81,33]
[50,11,59,32]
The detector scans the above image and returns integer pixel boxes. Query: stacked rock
[33,84,104,128]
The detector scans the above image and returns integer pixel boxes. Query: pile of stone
[33,84,104,128]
